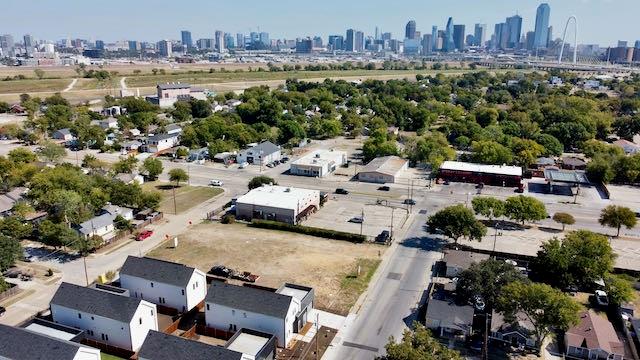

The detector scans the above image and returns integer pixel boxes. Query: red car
[136,230,153,241]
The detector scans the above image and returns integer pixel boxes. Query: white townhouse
[205,282,300,348]
[119,256,207,313]
[50,282,158,351]
[0,324,101,360]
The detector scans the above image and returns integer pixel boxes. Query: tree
[168,168,189,187]
[456,258,526,305]
[0,216,33,239]
[471,196,505,222]
[8,147,37,164]
[504,195,547,225]
[34,68,45,80]
[510,138,545,168]
[175,147,189,159]
[0,234,22,271]
[471,140,513,165]
[377,322,462,360]
[114,215,134,231]
[37,140,67,163]
[81,154,105,171]
[38,220,80,248]
[190,99,212,118]
[248,176,277,190]
[532,230,615,289]
[599,205,637,237]
[552,212,575,231]
[427,204,487,243]
[604,273,635,306]
[141,157,163,180]
[586,157,615,184]
[112,156,139,174]
[496,282,581,353]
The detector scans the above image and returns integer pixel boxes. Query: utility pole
[315,312,320,360]
[482,312,489,360]
[390,207,395,240]
[83,255,89,286]
[360,208,364,236]
[172,184,178,215]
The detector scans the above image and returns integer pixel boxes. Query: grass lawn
[339,258,382,312]
[0,78,70,93]
[100,353,125,360]
[143,182,223,214]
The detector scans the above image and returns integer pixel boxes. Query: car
[281,156,290,162]
[472,294,486,311]
[136,230,153,241]
[403,199,416,205]
[376,230,391,243]
[209,179,224,186]
[349,216,364,223]
[208,265,234,278]
[635,211,640,218]
[595,290,609,307]
[378,186,390,191]
[0,306,5,317]
[273,160,281,165]
[238,162,248,169]
[335,188,349,195]
[265,163,274,168]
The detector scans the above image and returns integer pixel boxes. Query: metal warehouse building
[235,185,320,224]
[357,156,409,184]
[438,161,522,187]
[289,149,347,177]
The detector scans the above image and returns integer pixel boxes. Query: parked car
[403,199,416,205]
[378,186,390,191]
[208,265,234,278]
[376,230,391,243]
[472,295,486,311]
[209,179,224,186]
[265,163,274,168]
[349,216,364,224]
[0,306,5,317]
[136,230,153,241]
[281,157,290,163]
[335,188,349,195]
[595,290,609,307]
[238,162,249,169]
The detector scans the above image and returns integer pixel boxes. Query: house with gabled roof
[205,282,301,347]
[0,323,101,360]
[138,330,243,360]
[490,310,538,349]
[50,282,158,351]
[565,310,625,360]
[119,256,207,313]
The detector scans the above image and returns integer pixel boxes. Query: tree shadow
[539,226,563,234]
[24,246,80,264]
[156,184,178,190]
[403,288,431,328]
[400,236,448,251]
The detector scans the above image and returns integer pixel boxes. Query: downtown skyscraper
[443,17,455,52]
[405,20,417,39]
[533,3,551,49]
[181,30,192,49]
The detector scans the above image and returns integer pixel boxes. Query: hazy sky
[1,0,637,46]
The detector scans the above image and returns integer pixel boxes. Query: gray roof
[443,250,490,270]
[77,212,114,235]
[425,299,475,331]
[158,83,191,90]
[243,141,280,156]
[51,282,143,323]
[165,124,183,131]
[148,133,179,142]
[206,282,293,319]
[0,324,84,360]
[55,128,72,136]
[138,331,242,360]
[120,256,196,288]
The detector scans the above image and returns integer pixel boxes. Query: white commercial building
[119,256,207,313]
[50,282,158,351]
[358,156,409,184]
[205,282,300,348]
[235,185,320,225]
[146,83,207,108]
[289,149,347,177]
[236,141,281,165]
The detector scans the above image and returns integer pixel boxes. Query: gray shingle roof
[77,213,114,235]
[206,282,293,319]
[243,141,280,156]
[138,331,242,360]
[425,299,475,332]
[0,324,82,360]
[51,282,143,323]
[147,133,179,142]
[120,256,196,288]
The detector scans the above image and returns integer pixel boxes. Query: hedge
[250,219,366,243]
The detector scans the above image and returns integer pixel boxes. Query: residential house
[119,256,207,313]
[144,133,180,153]
[0,187,27,217]
[121,140,142,153]
[236,141,281,165]
[90,117,118,130]
[0,323,101,360]
[275,284,315,334]
[565,310,624,360]
[490,311,538,349]
[442,250,490,278]
[102,105,125,117]
[53,128,75,142]
[50,282,158,351]
[9,104,26,114]
[138,330,243,360]
[165,124,183,135]
[561,156,587,170]
[614,139,640,155]
[75,205,133,240]
[205,282,302,347]
[357,156,408,184]
[424,299,475,338]
[114,172,144,185]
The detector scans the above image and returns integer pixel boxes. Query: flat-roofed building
[235,185,320,225]
[357,156,409,184]
[438,161,522,187]
[225,328,277,360]
[289,149,347,177]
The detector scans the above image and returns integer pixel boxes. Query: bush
[250,219,366,243]
[221,214,236,224]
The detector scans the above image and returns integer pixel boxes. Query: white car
[595,290,609,307]
[238,162,249,169]
[210,180,223,186]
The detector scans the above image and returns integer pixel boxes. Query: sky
[0,0,637,46]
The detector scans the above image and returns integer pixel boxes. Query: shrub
[250,219,366,243]
[221,214,236,224]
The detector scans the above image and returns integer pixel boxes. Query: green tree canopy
[456,258,527,305]
[471,140,513,165]
[504,195,547,225]
[248,176,277,190]
[37,140,67,163]
[471,196,505,221]
[168,168,189,187]
[427,204,487,243]
[0,234,22,271]
[599,205,637,237]
[377,322,462,360]
[552,212,575,231]
[141,157,163,180]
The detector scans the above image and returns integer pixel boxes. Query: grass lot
[100,353,125,360]
[143,182,223,214]
[148,222,383,315]
[0,78,70,93]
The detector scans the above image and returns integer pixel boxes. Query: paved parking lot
[304,197,409,239]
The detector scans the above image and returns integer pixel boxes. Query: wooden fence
[0,283,21,302]
[163,317,181,334]
[81,339,134,359]
[181,325,197,339]
[196,324,235,340]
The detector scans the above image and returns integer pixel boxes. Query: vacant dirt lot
[148,222,383,315]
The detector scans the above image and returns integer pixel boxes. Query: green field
[0,78,71,94]
[143,182,223,214]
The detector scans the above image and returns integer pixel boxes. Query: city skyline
[0,0,637,46]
